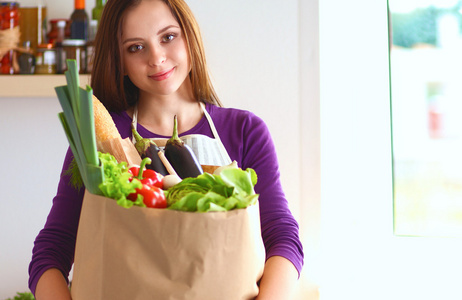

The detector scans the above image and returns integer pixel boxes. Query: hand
[35,268,72,300]
[256,256,299,300]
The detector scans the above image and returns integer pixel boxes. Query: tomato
[127,158,166,208]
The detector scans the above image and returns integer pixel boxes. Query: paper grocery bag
[71,191,266,300]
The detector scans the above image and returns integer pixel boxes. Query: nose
[148,44,166,66]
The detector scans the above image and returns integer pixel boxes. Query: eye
[127,44,144,53]
[161,33,177,43]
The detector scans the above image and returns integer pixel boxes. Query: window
[390,0,462,237]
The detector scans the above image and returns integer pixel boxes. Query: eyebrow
[158,25,180,35]
[122,25,181,44]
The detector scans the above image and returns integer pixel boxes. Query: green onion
[55,59,103,195]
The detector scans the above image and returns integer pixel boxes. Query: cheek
[175,38,191,67]
[182,50,192,73]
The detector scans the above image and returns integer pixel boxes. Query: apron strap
[131,104,139,144]
[200,102,232,163]
[131,102,232,164]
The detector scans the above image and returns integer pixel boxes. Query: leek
[55,59,103,195]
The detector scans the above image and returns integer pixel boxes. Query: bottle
[86,19,97,73]
[18,41,36,74]
[47,18,67,44]
[70,0,89,40]
[61,39,87,74]
[53,19,67,73]
[92,0,106,25]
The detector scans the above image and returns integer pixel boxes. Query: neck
[133,83,203,136]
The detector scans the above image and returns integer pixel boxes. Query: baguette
[92,95,121,143]
[92,95,141,165]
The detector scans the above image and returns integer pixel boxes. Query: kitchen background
[0,0,307,298]
[2,0,462,299]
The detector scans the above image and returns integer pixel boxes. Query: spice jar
[0,2,20,74]
[47,18,70,44]
[35,43,56,74]
[59,39,87,73]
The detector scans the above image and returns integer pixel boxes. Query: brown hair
[90,0,221,112]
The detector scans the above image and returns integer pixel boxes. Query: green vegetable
[55,59,103,195]
[166,168,259,212]
[5,292,35,300]
[64,157,84,190]
[97,152,144,208]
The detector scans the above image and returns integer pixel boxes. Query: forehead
[122,0,179,34]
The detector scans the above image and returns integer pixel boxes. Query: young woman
[29,0,304,299]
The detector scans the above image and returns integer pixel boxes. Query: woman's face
[121,0,191,100]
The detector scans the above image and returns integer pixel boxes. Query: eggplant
[164,115,203,179]
[131,124,169,176]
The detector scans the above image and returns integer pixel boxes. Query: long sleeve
[208,105,304,276]
[28,148,85,295]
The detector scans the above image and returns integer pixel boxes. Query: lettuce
[97,152,144,208]
[166,168,259,212]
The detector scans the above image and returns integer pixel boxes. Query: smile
[149,68,175,81]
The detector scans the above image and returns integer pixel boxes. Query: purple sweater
[28,103,304,294]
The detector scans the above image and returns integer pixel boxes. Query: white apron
[131,102,232,168]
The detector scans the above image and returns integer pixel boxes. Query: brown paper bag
[71,191,266,300]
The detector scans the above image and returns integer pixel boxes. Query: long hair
[91,0,221,112]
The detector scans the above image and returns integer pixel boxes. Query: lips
[149,67,174,81]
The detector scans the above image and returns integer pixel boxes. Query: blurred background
[0,0,308,298]
[390,0,462,237]
[3,0,462,299]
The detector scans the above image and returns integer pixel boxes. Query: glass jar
[35,43,56,74]
[0,1,19,29]
[18,41,36,74]
[0,2,20,74]
[18,3,47,52]
[47,18,71,44]
[60,39,86,73]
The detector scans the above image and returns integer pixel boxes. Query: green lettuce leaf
[165,167,259,212]
[97,152,144,208]
[219,168,257,196]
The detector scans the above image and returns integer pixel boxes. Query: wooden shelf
[0,74,91,97]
